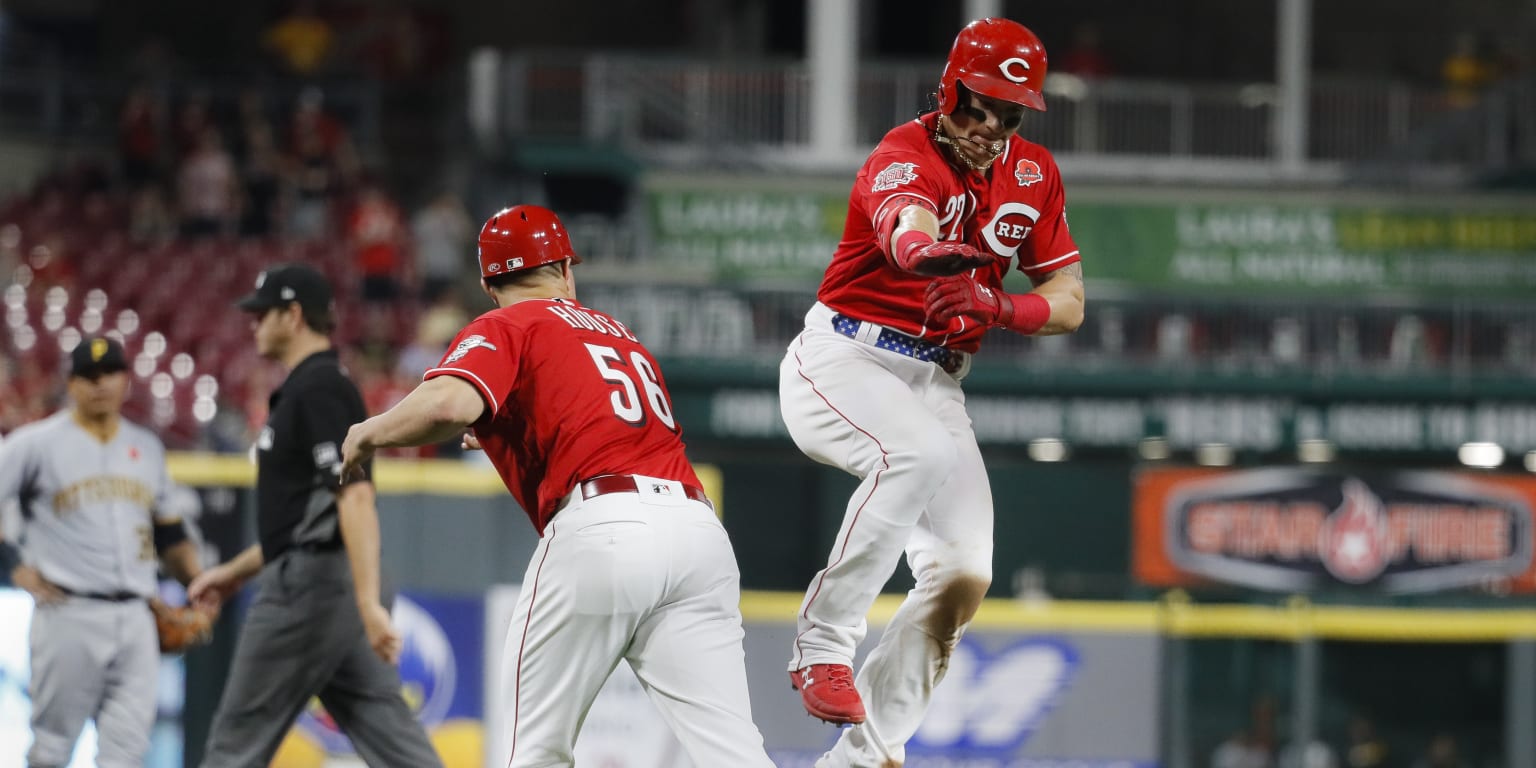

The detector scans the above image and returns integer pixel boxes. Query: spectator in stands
[1411,732,1466,768]
[177,127,238,238]
[239,123,284,237]
[285,88,348,239]
[1442,31,1497,108]
[1058,22,1114,79]
[263,0,334,77]
[128,185,177,246]
[346,182,406,304]
[172,90,214,162]
[117,85,165,190]
[1344,716,1388,768]
[410,191,473,302]
[394,292,466,381]
[233,87,277,160]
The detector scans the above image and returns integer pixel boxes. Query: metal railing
[574,271,1536,384]
[493,52,1530,180]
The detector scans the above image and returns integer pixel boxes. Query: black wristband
[0,540,21,576]
[153,520,190,553]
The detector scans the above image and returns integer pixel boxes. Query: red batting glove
[924,276,1051,334]
[892,231,995,276]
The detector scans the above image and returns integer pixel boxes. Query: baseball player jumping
[0,337,209,768]
[339,205,776,768]
[779,18,1086,767]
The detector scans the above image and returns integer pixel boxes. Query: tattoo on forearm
[1030,261,1083,288]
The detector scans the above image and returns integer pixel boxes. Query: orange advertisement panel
[1133,467,1536,593]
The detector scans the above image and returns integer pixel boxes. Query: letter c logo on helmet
[937,18,1049,115]
[999,57,1032,83]
[476,204,583,280]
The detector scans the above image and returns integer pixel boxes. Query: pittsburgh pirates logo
[444,335,498,364]
[89,338,111,361]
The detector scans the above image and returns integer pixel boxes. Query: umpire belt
[828,311,969,376]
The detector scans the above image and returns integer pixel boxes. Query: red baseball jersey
[424,298,701,533]
[818,112,1081,353]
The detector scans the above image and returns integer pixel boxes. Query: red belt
[579,474,712,507]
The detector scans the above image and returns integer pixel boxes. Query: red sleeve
[1018,153,1081,275]
[858,147,945,238]
[423,315,520,419]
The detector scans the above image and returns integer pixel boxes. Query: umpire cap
[235,263,333,316]
[70,336,128,378]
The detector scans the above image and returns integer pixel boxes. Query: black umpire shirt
[254,348,373,563]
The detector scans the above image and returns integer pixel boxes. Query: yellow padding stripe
[739,591,1536,642]
[166,453,724,503]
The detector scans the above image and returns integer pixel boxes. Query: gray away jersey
[0,411,175,597]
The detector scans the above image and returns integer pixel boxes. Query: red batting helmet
[476,204,582,279]
[936,18,1048,114]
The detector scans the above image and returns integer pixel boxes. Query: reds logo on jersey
[1014,158,1043,187]
[871,162,918,192]
[980,202,1042,258]
[444,334,498,364]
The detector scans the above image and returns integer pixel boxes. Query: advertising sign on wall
[1134,467,1536,593]
[644,181,1536,298]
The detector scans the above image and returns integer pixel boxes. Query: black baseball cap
[70,336,128,378]
[235,263,333,315]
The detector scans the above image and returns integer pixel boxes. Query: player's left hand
[339,422,376,483]
[925,275,1005,325]
[359,601,402,664]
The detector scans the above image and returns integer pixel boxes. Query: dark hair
[484,262,565,291]
[266,301,335,333]
[303,303,336,334]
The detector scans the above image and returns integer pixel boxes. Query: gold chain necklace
[932,115,1004,173]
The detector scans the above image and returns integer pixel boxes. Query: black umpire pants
[199,549,443,767]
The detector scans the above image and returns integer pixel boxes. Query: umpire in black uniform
[188,263,443,767]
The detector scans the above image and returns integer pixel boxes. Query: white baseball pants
[496,478,775,768]
[27,597,158,768]
[780,303,995,768]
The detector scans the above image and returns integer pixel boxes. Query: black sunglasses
[956,95,1026,131]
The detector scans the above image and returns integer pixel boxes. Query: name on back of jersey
[546,304,638,342]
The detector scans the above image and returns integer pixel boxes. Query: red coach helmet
[936,18,1048,114]
[477,204,583,279]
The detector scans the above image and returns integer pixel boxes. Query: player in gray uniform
[0,337,207,768]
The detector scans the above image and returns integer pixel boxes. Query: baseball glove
[150,599,214,653]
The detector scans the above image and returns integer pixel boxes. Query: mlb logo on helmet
[1014,158,1043,187]
[506,257,524,270]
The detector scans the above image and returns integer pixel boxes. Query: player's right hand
[901,241,996,276]
[461,432,482,451]
[11,565,66,605]
[359,602,403,665]
[188,564,243,609]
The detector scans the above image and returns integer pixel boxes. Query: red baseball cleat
[789,664,866,725]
